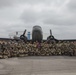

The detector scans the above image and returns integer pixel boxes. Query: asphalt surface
[0,56,76,75]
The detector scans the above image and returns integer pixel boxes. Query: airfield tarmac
[0,56,76,75]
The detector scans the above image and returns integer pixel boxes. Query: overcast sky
[0,0,76,39]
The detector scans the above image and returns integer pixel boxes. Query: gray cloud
[0,0,15,8]
[43,11,76,25]
[0,0,48,8]
[0,0,66,8]
[0,0,76,39]
[20,4,76,26]
[67,0,76,12]
[21,9,41,23]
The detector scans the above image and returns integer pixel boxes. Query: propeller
[50,29,52,36]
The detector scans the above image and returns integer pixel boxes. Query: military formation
[0,40,76,59]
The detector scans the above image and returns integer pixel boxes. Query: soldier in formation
[0,40,76,59]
